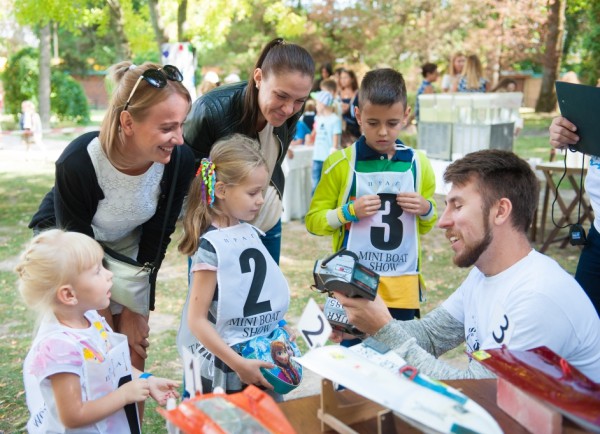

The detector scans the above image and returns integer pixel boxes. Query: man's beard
[453,216,493,268]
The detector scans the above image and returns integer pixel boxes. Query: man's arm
[375,307,494,379]
[335,293,494,379]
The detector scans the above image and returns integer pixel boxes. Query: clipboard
[555,81,600,156]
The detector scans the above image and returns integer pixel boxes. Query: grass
[0,113,582,432]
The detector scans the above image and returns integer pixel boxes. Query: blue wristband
[278,319,288,327]
[140,372,153,379]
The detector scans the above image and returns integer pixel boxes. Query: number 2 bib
[203,223,290,346]
[347,169,418,277]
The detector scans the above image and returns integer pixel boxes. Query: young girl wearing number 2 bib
[177,134,297,399]
[17,230,179,434]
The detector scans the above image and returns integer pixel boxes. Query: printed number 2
[240,248,271,317]
[370,193,403,250]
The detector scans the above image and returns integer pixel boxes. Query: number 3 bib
[347,169,418,277]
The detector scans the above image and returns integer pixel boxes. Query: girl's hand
[353,194,381,219]
[233,358,275,390]
[396,192,430,216]
[119,379,150,404]
[148,377,181,406]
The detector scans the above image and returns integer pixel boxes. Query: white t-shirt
[443,249,600,382]
[312,113,343,162]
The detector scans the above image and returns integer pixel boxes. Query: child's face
[356,101,409,157]
[426,70,439,82]
[72,261,113,311]
[218,165,269,223]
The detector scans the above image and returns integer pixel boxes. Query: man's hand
[333,293,393,336]
[549,116,579,150]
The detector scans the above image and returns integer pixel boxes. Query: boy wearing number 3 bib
[177,135,296,399]
[306,68,437,326]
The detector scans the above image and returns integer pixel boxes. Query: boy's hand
[397,192,430,216]
[148,376,180,406]
[353,194,381,219]
[119,379,151,404]
[234,358,275,390]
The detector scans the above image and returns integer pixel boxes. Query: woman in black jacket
[183,38,315,263]
[29,62,195,374]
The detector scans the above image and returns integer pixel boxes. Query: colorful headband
[196,158,216,207]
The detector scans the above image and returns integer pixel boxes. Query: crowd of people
[13,37,600,433]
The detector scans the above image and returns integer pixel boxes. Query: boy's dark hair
[444,149,539,233]
[421,63,438,78]
[358,68,407,108]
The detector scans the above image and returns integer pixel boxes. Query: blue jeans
[575,224,600,316]
[261,219,282,265]
[312,160,324,196]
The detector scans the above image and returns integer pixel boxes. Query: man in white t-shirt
[335,149,600,382]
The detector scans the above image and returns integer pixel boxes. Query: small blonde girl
[17,230,179,433]
[176,134,294,398]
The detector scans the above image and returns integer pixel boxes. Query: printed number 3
[371,193,403,250]
[240,248,271,317]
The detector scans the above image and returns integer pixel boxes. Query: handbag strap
[149,146,180,311]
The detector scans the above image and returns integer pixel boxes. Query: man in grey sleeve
[334,149,600,382]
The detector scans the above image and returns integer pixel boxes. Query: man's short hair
[443,149,540,233]
[421,63,438,78]
[358,68,407,109]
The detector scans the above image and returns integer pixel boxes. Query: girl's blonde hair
[15,230,104,316]
[178,134,267,256]
[463,55,484,90]
[99,61,191,170]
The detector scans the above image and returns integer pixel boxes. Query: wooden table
[536,162,593,253]
[279,379,585,433]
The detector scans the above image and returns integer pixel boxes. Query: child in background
[177,134,295,399]
[17,230,179,434]
[306,68,437,340]
[310,90,343,195]
[291,99,315,146]
[320,78,343,118]
[415,63,438,123]
[20,100,46,161]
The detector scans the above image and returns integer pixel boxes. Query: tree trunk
[38,23,51,129]
[107,0,132,60]
[177,0,187,42]
[148,0,169,53]
[535,0,566,113]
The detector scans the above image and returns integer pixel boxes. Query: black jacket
[183,81,301,197]
[29,131,195,309]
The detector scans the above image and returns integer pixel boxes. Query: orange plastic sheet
[158,385,296,434]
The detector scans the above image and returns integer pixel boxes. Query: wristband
[278,319,288,327]
[337,206,350,224]
[140,372,153,379]
[420,200,433,217]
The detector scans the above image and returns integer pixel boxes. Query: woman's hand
[118,307,150,360]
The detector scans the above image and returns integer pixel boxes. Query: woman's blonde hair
[448,52,465,76]
[463,55,484,90]
[178,134,267,256]
[99,61,191,169]
[15,230,104,316]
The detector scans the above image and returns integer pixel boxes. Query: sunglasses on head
[123,65,183,111]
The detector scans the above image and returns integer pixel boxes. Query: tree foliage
[2,47,38,117]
